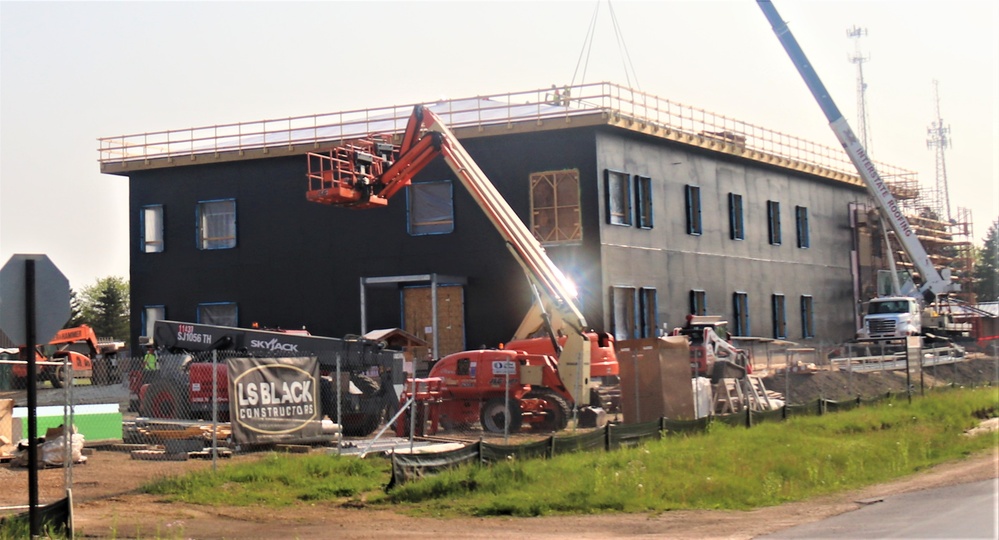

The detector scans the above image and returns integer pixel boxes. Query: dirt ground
[25,447,999,539]
[1,356,996,539]
[762,354,999,404]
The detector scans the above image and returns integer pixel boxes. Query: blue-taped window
[796,205,810,248]
[141,205,164,253]
[772,294,786,339]
[611,286,638,341]
[767,200,782,245]
[605,170,632,226]
[635,175,654,229]
[408,181,454,235]
[142,305,165,340]
[689,289,707,316]
[196,199,236,250]
[640,287,658,338]
[801,295,814,339]
[729,193,744,240]
[531,169,582,243]
[198,302,238,327]
[733,292,750,336]
[685,185,702,235]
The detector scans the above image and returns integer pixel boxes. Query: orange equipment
[11,324,123,388]
[308,105,616,434]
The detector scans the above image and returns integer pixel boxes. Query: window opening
[767,200,782,245]
[729,193,744,240]
[685,185,702,235]
[531,169,582,243]
[689,289,707,316]
[197,199,236,250]
[408,181,454,235]
[198,302,238,327]
[635,175,654,229]
[605,170,632,226]
[141,205,164,253]
[772,294,787,339]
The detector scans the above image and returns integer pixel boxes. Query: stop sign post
[0,254,71,536]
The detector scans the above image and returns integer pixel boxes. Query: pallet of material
[130,447,232,461]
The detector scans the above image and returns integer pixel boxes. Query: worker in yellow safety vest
[143,345,158,372]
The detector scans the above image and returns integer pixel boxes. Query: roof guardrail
[97,82,916,182]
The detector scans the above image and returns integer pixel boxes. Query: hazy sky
[2,0,996,291]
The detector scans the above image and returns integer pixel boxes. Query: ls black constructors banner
[228,356,322,445]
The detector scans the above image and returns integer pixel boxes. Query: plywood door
[403,285,465,357]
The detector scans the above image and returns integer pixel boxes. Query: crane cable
[607,0,641,90]
[569,1,601,88]
[569,0,642,91]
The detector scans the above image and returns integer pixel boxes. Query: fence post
[211,350,218,471]
[63,356,73,490]
[504,366,510,444]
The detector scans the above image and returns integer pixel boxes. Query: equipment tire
[343,411,382,437]
[48,367,64,389]
[93,357,112,385]
[480,397,522,433]
[350,374,380,396]
[526,390,570,432]
[397,404,429,437]
[140,380,187,419]
[319,377,337,420]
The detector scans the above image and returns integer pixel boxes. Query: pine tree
[973,220,999,302]
[78,276,130,345]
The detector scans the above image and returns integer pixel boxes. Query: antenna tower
[926,80,952,222]
[847,26,872,153]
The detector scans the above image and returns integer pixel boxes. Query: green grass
[142,452,390,506]
[135,387,996,517]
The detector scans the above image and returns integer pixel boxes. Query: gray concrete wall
[595,129,866,343]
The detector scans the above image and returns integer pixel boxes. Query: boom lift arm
[757,0,956,303]
[307,105,592,405]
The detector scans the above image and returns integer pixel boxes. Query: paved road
[761,478,999,539]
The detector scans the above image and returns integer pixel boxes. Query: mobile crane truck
[137,320,402,437]
[307,105,617,434]
[757,0,960,346]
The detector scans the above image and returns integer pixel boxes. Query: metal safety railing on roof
[97,82,916,181]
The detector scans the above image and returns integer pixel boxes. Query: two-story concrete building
[100,83,913,356]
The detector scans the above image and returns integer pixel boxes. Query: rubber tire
[92,358,110,386]
[48,367,64,389]
[140,380,187,419]
[11,375,26,390]
[480,398,523,434]
[350,374,380,396]
[343,410,382,437]
[397,405,429,437]
[526,390,571,432]
[319,377,337,420]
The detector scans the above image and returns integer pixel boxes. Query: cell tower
[926,80,952,222]
[847,26,872,153]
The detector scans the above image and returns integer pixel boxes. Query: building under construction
[98,82,977,354]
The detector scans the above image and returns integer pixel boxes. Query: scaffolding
[865,204,975,304]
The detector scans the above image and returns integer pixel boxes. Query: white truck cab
[858,296,922,340]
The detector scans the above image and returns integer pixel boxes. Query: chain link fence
[1,340,995,517]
